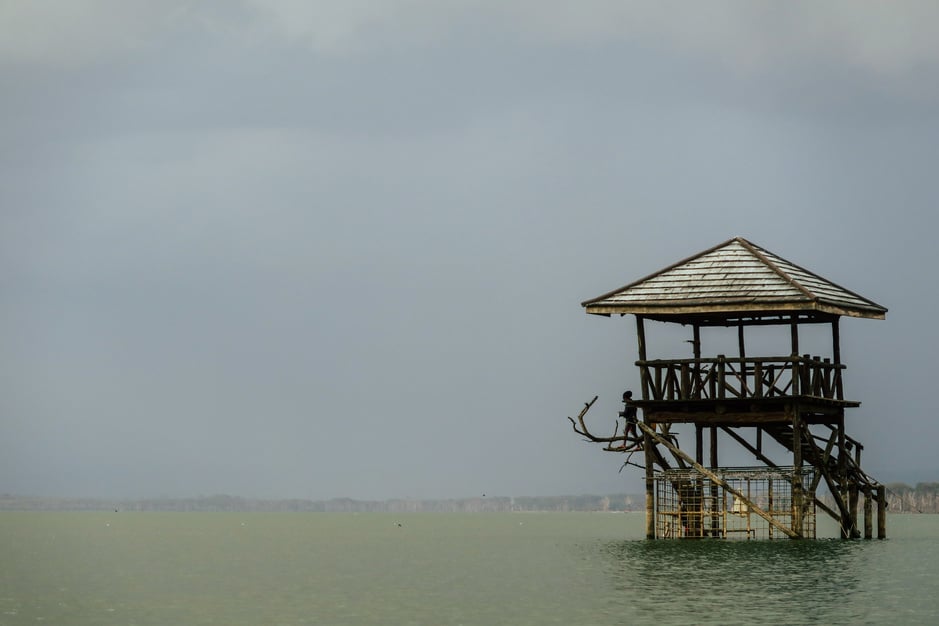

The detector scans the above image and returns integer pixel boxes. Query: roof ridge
[749,241,887,312]
[735,238,816,301]
[581,237,738,306]
[582,236,887,320]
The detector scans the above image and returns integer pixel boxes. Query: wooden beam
[808,430,838,496]
[637,422,799,539]
[800,423,858,538]
[815,497,840,522]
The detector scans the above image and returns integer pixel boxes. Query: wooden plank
[637,422,799,539]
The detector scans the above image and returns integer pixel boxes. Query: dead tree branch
[566,395,638,451]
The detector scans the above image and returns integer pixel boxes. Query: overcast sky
[2,1,938,500]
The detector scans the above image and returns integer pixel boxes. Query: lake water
[2,512,938,625]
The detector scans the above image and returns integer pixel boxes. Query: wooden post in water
[792,410,804,538]
[877,485,887,539]
[709,426,720,536]
[637,315,655,540]
[864,491,873,539]
[644,430,655,540]
[849,486,859,538]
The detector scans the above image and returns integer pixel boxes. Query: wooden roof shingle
[582,237,887,321]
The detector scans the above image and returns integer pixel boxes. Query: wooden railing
[636,355,845,402]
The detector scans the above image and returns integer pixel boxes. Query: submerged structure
[570,237,887,539]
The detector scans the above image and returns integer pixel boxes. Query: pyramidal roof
[582,237,887,321]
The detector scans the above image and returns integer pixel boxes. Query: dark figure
[619,390,641,449]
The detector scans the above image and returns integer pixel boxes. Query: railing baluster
[666,364,677,400]
[635,355,847,402]
[717,355,726,400]
[754,361,763,399]
[791,357,800,396]
[681,363,690,400]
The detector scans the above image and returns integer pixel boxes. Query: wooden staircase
[760,423,884,538]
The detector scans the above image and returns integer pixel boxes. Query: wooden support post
[849,485,859,538]
[636,316,649,401]
[837,414,847,535]
[790,315,799,356]
[832,318,843,400]
[877,485,887,539]
[791,357,800,396]
[838,416,846,489]
[710,426,719,537]
[864,492,873,539]
[636,315,655,539]
[692,324,702,399]
[738,325,748,397]
[802,354,812,395]
[792,410,804,537]
[644,421,655,540]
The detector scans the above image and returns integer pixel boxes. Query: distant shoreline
[0,493,643,513]
[3,482,936,513]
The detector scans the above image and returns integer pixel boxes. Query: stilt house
[578,237,887,539]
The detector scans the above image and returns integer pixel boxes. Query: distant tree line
[883,482,939,513]
[0,493,643,513]
[6,485,937,513]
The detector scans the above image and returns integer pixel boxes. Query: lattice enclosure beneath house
[654,467,816,540]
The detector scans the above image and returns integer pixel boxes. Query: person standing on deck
[619,390,641,450]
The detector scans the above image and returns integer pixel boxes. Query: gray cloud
[1,2,937,500]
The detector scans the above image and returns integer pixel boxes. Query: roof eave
[584,300,886,321]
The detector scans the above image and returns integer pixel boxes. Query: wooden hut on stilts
[569,237,887,539]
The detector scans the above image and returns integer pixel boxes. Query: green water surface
[1,512,937,625]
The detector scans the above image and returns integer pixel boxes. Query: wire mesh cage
[654,466,816,539]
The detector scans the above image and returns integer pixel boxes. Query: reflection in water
[593,539,870,624]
